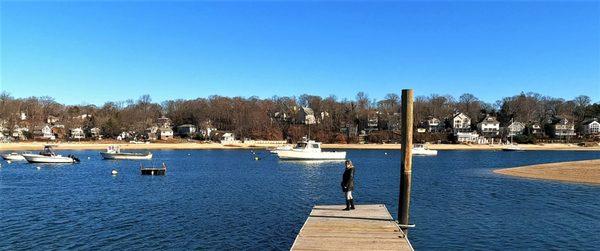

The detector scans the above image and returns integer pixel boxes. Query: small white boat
[412,144,438,156]
[22,145,79,164]
[100,145,152,160]
[269,145,293,154]
[277,139,346,160]
[502,144,523,151]
[1,152,27,161]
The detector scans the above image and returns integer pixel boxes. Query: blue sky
[1,1,599,105]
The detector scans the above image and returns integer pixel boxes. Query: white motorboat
[100,145,152,160]
[269,145,293,154]
[277,139,346,160]
[22,145,80,164]
[502,144,523,151]
[412,144,438,156]
[1,152,27,161]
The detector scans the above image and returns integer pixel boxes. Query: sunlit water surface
[1,149,599,250]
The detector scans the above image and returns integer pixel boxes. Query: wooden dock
[291,204,413,250]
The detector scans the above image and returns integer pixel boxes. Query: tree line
[0,91,598,143]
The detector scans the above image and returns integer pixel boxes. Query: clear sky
[1,1,599,105]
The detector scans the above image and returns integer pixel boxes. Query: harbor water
[1,149,599,250]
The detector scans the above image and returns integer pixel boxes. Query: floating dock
[291,204,413,250]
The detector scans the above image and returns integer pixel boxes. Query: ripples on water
[1,149,599,250]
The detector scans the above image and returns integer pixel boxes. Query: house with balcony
[507,121,526,137]
[177,124,197,136]
[70,127,85,140]
[545,116,576,138]
[297,107,316,125]
[450,112,471,133]
[582,118,600,136]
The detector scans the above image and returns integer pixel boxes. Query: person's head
[345,160,354,169]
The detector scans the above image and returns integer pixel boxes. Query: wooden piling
[399,89,414,235]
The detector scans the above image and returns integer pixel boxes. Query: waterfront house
[12,126,28,140]
[156,116,172,128]
[477,115,500,136]
[297,107,316,125]
[177,124,197,136]
[582,118,600,136]
[70,127,85,140]
[47,115,60,125]
[529,122,543,136]
[157,127,174,140]
[507,121,526,137]
[546,116,576,138]
[33,124,55,140]
[221,132,241,145]
[450,112,471,133]
[455,132,488,144]
[89,127,102,139]
[423,116,444,132]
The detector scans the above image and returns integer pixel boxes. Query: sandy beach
[494,159,600,185]
[0,141,599,151]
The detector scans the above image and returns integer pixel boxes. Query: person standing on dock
[341,160,355,211]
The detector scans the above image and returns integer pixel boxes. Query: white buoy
[36,166,41,170]
[384,152,388,155]
[87,157,91,160]
[111,169,118,175]
[7,160,12,164]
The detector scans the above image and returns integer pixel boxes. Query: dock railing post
[399,89,414,236]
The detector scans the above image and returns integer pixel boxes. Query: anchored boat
[22,145,80,163]
[100,145,152,160]
[277,139,346,160]
[1,152,27,161]
[412,144,438,156]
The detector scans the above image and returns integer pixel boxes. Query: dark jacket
[341,168,355,192]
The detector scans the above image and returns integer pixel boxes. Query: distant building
[12,126,29,140]
[546,116,576,138]
[297,107,316,125]
[582,118,600,135]
[157,127,173,140]
[33,124,55,140]
[507,121,526,137]
[157,116,172,128]
[450,112,471,132]
[477,115,500,136]
[89,127,102,139]
[423,116,443,133]
[221,132,241,145]
[70,128,85,140]
[177,124,197,136]
[456,132,487,144]
[47,115,60,125]
[51,125,66,139]
[529,122,543,136]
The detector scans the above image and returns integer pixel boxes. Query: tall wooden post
[399,89,414,236]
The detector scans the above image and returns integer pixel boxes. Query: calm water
[1,149,599,250]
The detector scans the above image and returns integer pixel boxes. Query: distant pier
[291,204,413,250]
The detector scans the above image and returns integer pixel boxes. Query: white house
[477,115,500,136]
[297,107,316,125]
[70,128,85,140]
[34,124,55,140]
[451,112,471,132]
[221,132,241,145]
[89,127,102,139]
[547,116,576,138]
[456,132,488,144]
[507,121,526,137]
[12,126,29,140]
[177,124,197,136]
[582,118,600,135]
[157,127,174,140]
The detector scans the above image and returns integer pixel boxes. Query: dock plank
[292,204,413,251]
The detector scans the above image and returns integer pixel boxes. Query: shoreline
[494,159,600,185]
[0,142,599,151]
